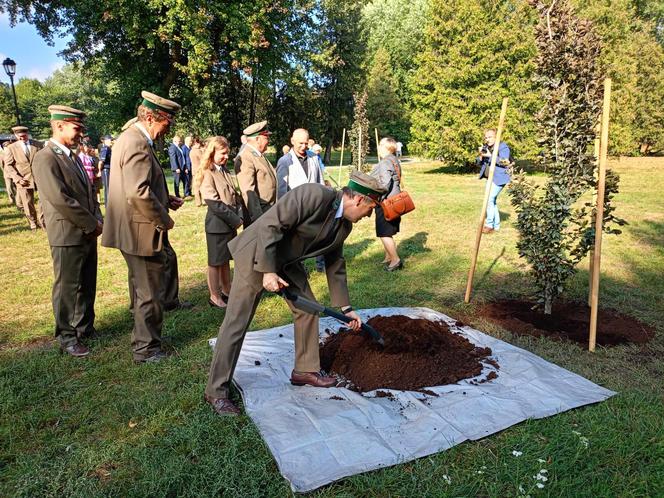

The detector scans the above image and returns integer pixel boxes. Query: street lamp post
[2,57,21,126]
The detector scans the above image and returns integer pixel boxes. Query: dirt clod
[254,360,261,366]
[320,315,497,392]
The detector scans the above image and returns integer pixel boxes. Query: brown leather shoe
[290,370,337,388]
[482,226,494,234]
[60,342,90,357]
[205,394,241,416]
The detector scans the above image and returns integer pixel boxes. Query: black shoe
[164,300,194,311]
[134,351,170,364]
[385,260,403,272]
[221,293,229,304]
[208,298,227,309]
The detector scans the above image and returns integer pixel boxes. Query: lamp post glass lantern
[3,57,21,125]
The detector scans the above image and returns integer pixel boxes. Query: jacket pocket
[131,213,153,224]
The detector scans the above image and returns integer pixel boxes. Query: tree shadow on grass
[423,163,474,175]
[398,231,430,260]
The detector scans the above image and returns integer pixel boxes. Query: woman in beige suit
[198,136,244,308]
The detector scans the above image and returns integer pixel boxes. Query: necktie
[69,152,88,183]
[24,144,30,159]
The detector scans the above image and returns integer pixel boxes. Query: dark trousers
[183,169,192,197]
[50,239,98,347]
[101,168,110,206]
[123,249,166,360]
[162,233,180,308]
[172,171,182,197]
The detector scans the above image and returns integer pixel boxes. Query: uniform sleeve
[276,155,290,199]
[32,152,99,234]
[324,243,350,307]
[236,154,262,221]
[3,146,21,182]
[122,141,172,228]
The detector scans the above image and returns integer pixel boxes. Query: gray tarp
[209,307,616,492]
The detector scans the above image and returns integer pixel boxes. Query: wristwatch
[341,306,353,314]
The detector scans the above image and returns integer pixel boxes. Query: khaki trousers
[50,238,98,347]
[16,187,44,229]
[3,169,20,208]
[123,250,165,360]
[205,267,321,399]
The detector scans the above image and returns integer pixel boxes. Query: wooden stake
[464,97,509,303]
[588,119,601,306]
[375,128,380,161]
[358,125,362,170]
[589,78,612,352]
[338,128,346,185]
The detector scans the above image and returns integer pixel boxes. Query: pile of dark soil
[476,299,654,346]
[320,315,496,392]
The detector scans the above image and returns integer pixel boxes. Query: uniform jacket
[189,144,204,177]
[228,183,351,307]
[168,143,185,172]
[3,140,39,188]
[234,144,277,222]
[276,149,324,199]
[370,153,402,200]
[101,125,173,256]
[32,141,101,246]
[477,141,511,186]
[200,166,243,234]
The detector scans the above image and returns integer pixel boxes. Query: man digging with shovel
[205,171,385,416]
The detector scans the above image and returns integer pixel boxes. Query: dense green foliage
[509,0,624,314]
[409,0,540,166]
[365,48,410,148]
[0,0,661,156]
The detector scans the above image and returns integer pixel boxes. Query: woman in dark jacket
[370,137,403,271]
[198,136,244,308]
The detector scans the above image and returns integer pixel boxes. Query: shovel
[279,288,385,347]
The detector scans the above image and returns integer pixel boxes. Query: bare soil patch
[475,299,654,346]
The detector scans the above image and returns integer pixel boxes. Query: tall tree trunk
[249,66,258,124]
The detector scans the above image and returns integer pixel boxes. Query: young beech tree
[509,0,625,314]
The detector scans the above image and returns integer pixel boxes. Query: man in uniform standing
[98,135,113,206]
[32,106,103,357]
[234,121,276,224]
[3,125,44,230]
[102,91,184,363]
[204,172,385,416]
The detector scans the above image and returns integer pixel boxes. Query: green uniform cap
[243,120,271,138]
[347,170,386,201]
[141,91,181,116]
[48,105,86,126]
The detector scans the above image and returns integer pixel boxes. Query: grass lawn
[0,157,662,497]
